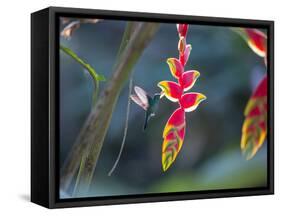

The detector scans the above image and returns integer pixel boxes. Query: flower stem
[107,73,134,176]
[60,45,105,105]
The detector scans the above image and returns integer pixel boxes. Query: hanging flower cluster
[235,28,268,159]
[158,24,206,171]
[241,75,267,159]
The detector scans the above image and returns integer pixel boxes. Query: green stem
[60,45,105,105]
[107,73,134,176]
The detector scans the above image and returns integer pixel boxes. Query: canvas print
[59,17,268,199]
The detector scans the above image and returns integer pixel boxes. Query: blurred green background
[59,18,267,198]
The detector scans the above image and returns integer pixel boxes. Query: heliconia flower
[177,24,189,38]
[166,58,184,79]
[233,27,268,160]
[159,23,206,171]
[162,107,186,171]
[158,81,183,102]
[241,76,267,159]
[180,93,206,112]
[233,28,267,58]
[179,44,192,66]
[179,70,200,91]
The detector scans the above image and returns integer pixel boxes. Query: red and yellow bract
[233,28,267,65]
[244,29,267,58]
[158,24,206,171]
[238,28,268,159]
[241,75,267,159]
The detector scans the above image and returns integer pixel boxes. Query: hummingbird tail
[143,112,149,131]
[143,121,147,131]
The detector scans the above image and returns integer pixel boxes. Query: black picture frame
[31,6,274,208]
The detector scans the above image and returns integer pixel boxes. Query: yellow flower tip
[191,94,207,111]
[245,153,254,160]
[242,147,255,160]
[240,140,245,149]
[198,93,207,103]
[162,162,172,172]
[166,58,175,70]
[157,81,169,93]
[166,58,179,68]
[166,58,173,64]
[157,82,165,91]
[193,70,201,80]
[241,141,259,160]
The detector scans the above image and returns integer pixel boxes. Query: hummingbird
[130,86,161,130]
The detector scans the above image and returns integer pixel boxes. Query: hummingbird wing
[134,86,149,105]
[130,94,148,110]
[130,86,149,110]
